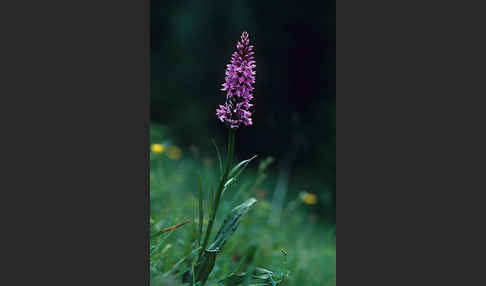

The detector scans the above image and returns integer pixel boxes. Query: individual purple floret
[216,31,256,129]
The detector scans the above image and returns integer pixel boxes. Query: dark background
[151,0,335,219]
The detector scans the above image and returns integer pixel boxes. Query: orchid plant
[151,31,289,286]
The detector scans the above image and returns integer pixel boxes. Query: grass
[149,125,335,286]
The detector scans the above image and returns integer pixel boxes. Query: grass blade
[211,138,223,178]
[150,220,192,239]
[197,172,204,247]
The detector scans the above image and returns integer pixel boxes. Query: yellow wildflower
[300,192,317,205]
[167,146,182,160]
[151,143,165,154]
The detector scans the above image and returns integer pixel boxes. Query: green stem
[199,128,236,256]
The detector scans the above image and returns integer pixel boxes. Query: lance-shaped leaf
[193,198,257,285]
[228,155,258,179]
[221,155,258,197]
[193,248,219,285]
[221,178,235,197]
[209,198,258,251]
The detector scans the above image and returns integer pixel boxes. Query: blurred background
[151,0,335,220]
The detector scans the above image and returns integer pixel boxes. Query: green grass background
[150,125,335,286]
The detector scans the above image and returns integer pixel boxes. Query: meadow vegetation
[150,125,336,286]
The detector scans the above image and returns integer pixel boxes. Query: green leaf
[211,138,223,178]
[228,155,258,179]
[193,199,257,285]
[222,155,258,197]
[209,198,258,251]
[224,178,235,188]
[222,178,240,197]
[194,249,219,285]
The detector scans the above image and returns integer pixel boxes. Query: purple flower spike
[216,31,256,129]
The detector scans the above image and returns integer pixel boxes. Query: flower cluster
[216,31,256,128]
